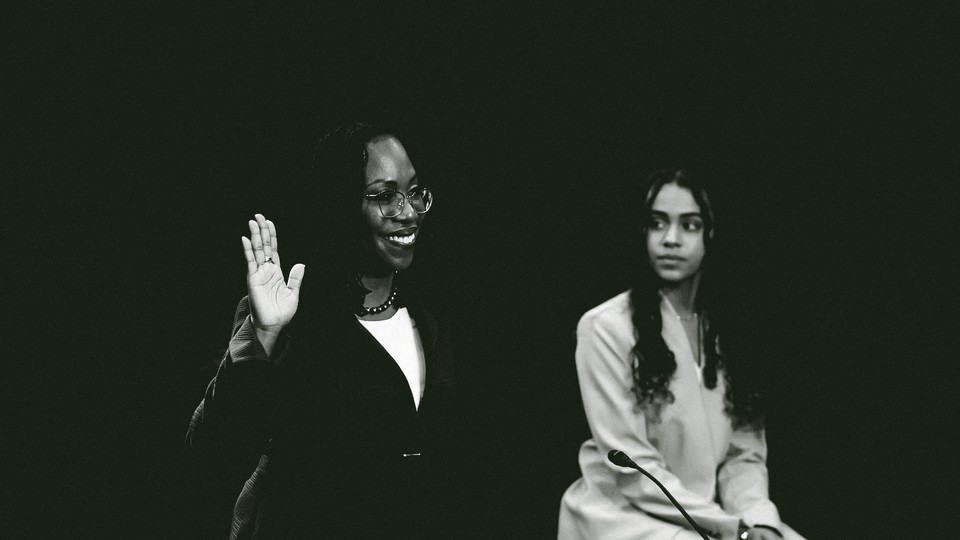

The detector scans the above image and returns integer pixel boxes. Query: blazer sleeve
[575,309,741,539]
[184,297,291,469]
[716,426,783,530]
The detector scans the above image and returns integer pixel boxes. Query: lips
[383,229,417,247]
[657,255,685,262]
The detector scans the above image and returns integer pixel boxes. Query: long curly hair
[629,168,763,429]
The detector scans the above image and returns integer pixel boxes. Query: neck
[360,271,395,306]
[661,273,700,317]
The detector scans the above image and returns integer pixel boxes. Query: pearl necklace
[355,272,399,317]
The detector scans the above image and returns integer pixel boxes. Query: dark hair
[280,121,401,314]
[628,168,763,429]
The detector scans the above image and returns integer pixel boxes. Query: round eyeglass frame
[363,188,433,219]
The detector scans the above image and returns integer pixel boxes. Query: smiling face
[645,182,706,284]
[360,135,423,274]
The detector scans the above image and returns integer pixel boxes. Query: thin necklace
[696,316,702,367]
[677,311,702,366]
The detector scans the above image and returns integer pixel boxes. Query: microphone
[607,450,711,540]
[607,449,640,469]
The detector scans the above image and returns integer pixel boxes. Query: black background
[10,2,959,538]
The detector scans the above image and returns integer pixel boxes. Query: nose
[662,223,681,247]
[394,193,419,222]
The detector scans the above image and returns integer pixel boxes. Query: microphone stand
[607,450,711,540]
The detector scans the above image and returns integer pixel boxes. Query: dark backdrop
[11,2,958,538]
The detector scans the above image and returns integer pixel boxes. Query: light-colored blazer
[559,291,803,540]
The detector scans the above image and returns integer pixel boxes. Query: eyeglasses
[363,187,433,218]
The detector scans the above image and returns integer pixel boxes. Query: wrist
[250,315,283,333]
[251,317,281,356]
[752,525,783,538]
[738,523,783,539]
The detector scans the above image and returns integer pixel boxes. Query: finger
[241,236,257,275]
[267,219,278,253]
[248,219,264,265]
[256,214,273,261]
[266,219,280,266]
[287,263,305,294]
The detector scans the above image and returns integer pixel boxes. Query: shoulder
[578,291,632,330]
[576,291,633,341]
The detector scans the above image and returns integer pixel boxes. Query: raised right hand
[241,214,305,333]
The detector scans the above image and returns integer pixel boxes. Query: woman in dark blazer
[185,122,463,538]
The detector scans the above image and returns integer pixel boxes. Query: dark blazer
[186,294,463,538]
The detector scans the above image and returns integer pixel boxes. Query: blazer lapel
[406,302,454,413]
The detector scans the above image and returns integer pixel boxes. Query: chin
[652,268,692,283]
[364,240,415,274]
[381,254,414,272]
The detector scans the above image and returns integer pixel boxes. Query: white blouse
[358,307,426,409]
[558,291,804,540]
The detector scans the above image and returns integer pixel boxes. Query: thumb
[287,263,306,293]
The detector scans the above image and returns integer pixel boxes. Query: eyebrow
[649,210,703,218]
[365,174,418,189]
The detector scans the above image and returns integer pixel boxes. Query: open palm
[242,214,305,330]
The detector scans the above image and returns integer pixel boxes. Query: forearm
[614,454,740,537]
[185,300,289,460]
[185,353,279,459]
[717,428,782,530]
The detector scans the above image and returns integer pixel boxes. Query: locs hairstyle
[279,121,400,310]
[628,168,763,429]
